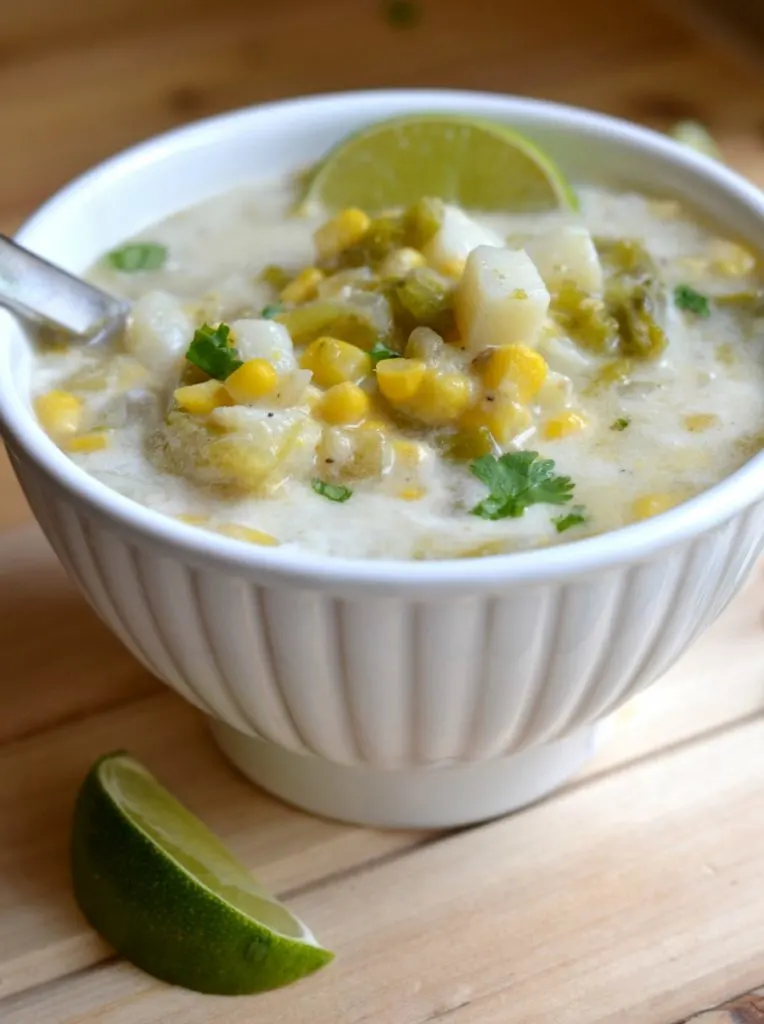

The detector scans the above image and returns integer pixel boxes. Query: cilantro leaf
[470,451,575,521]
[107,242,167,273]
[611,417,630,431]
[312,478,353,503]
[369,341,402,367]
[185,323,243,380]
[674,284,711,318]
[553,505,588,533]
[261,302,285,320]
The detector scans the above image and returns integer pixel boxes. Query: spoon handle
[0,234,129,342]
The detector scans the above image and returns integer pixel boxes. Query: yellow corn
[398,486,425,501]
[408,370,474,425]
[683,413,719,433]
[478,344,548,401]
[405,326,444,362]
[279,267,324,304]
[460,398,532,445]
[34,390,82,438]
[376,358,427,403]
[215,523,280,546]
[631,493,678,521]
[300,336,371,388]
[709,240,755,277]
[314,208,371,261]
[66,432,109,454]
[543,410,587,440]
[224,359,278,403]
[174,380,234,415]
[379,247,427,278]
[440,258,466,279]
[176,514,208,526]
[315,382,371,425]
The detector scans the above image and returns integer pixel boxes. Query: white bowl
[3,90,764,828]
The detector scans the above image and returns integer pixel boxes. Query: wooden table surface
[4,1,764,1021]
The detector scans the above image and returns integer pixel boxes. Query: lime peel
[71,751,333,995]
[303,113,577,214]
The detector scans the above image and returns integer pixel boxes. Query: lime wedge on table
[71,752,333,995]
[304,114,577,213]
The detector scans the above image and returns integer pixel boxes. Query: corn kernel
[709,240,756,277]
[215,523,280,546]
[478,344,548,401]
[279,267,324,304]
[460,398,532,445]
[408,370,474,425]
[176,514,208,526]
[398,486,425,501]
[314,208,371,262]
[316,382,370,425]
[174,380,234,415]
[379,247,427,277]
[34,390,82,438]
[224,359,278,403]
[440,258,466,279]
[405,326,445,362]
[376,358,427,403]
[631,493,678,521]
[300,336,371,388]
[66,432,109,454]
[684,413,719,433]
[543,410,587,440]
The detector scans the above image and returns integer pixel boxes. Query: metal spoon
[0,234,129,345]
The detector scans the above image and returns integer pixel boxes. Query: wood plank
[684,988,764,1023]
[0,556,763,1003]
[7,704,764,1023]
[0,691,424,999]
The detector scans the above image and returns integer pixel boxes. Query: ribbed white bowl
[3,91,764,827]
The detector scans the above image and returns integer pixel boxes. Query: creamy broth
[32,180,764,560]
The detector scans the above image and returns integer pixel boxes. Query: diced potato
[126,290,193,373]
[423,205,503,277]
[376,358,427,403]
[174,380,234,415]
[317,423,386,480]
[477,344,548,401]
[34,390,83,438]
[708,239,756,277]
[455,246,550,353]
[300,336,371,388]
[224,359,279,404]
[526,226,604,293]
[229,319,296,375]
[315,383,371,425]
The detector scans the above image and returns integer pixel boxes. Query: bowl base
[208,720,600,829]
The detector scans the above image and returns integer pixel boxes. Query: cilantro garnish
[469,451,575,521]
[611,417,630,431]
[369,341,402,367]
[261,303,285,320]
[107,242,167,273]
[553,505,588,533]
[185,323,242,380]
[674,284,711,318]
[312,479,353,503]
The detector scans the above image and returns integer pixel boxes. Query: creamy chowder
[31,179,764,559]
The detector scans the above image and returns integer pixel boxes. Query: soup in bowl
[3,91,764,827]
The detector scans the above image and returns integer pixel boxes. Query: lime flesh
[71,752,333,995]
[304,113,577,213]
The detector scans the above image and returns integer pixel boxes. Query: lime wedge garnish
[71,752,333,995]
[303,114,577,213]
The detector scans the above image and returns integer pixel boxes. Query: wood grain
[3,0,764,1020]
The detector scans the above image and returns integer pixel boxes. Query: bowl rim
[3,86,764,588]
